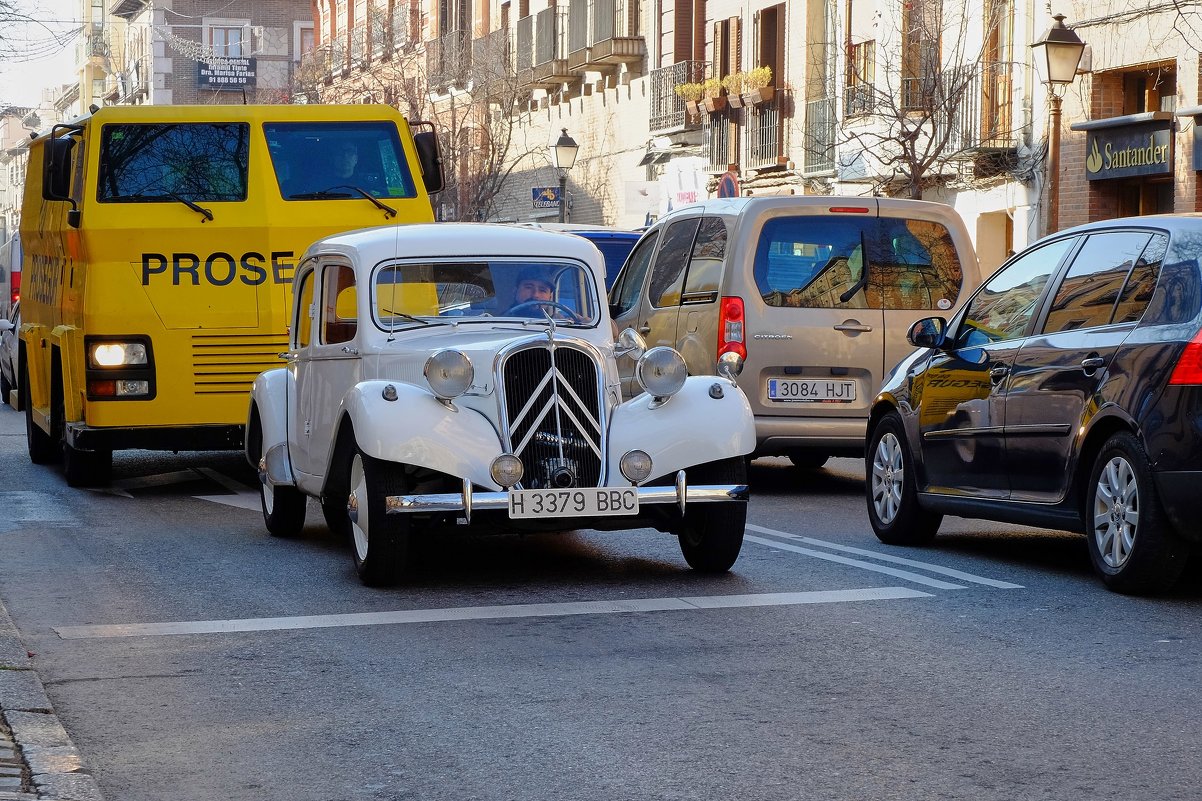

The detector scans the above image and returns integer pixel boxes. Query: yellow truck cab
[19,103,443,486]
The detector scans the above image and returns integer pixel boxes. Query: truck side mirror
[412,129,444,195]
[42,136,76,202]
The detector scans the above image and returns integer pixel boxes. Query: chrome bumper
[381,470,749,523]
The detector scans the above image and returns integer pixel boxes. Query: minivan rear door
[741,206,885,441]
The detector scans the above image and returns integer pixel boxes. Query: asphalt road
[1,403,1200,801]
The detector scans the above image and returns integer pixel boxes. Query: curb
[0,597,104,801]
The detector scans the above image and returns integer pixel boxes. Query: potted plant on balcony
[701,78,726,113]
[742,65,775,106]
[723,72,747,108]
[674,81,704,119]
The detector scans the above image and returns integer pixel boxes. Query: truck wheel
[63,442,112,488]
[1086,432,1189,594]
[257,437,306,538]
[348,450,411,587]
[22,372,58,465]
[866,412,942,545]
[675,456,748,573]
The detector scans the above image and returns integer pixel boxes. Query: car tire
[787,451,829,470]
[348,450,411,586]
[256,436,306,538]
[1086,431,1189,595]
[321,496,350,539]
[675,456,748,573]
[63,442,112,488]
[23,371,58,465]
[866,411,942,545]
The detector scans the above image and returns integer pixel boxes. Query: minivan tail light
[1168,331,1202,385]
[718,296,746,359]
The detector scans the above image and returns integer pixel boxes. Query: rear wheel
[23,369,58,465]
[866,412,942,545]
[675,456,748,573]
[348,450,411,586]
[1085,432,1188,594]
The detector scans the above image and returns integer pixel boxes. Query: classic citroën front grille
[502,344,603,488]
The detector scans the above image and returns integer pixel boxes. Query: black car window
[98,123,249,202]
[681,217,728,297]
[610,230,660,316]
[957,237,1075,347]
[1111,233,1167,324]
[1042,231,1152,333]
[649,218,701,308]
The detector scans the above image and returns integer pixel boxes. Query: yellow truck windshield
[264,121,417,200]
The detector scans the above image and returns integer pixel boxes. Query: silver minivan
[609,197,981,467]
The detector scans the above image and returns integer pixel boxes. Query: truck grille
[191,333,288,395]
[502,343,604,488]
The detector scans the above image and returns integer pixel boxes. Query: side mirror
[412,127,444,194]
[907,316,947,349]
[42,135,76,202]
[614,327,646,360]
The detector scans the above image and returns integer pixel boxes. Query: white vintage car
[246,223,755,585]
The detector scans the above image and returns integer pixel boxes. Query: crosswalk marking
[53,586,934,639]
[747,524,1023,589]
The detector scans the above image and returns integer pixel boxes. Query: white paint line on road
[744,534,966,590]
[53,586,932,639]
[747,524,1024,590]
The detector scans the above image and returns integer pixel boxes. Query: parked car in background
[513,222,641,289]
[0,301,17,406]
[0,233,19,320]
[865,215,1202,594]
[246,223,755,586]
[608,197,982,468]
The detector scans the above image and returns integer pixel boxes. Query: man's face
[515,278,554,303]
[334,144,358,177]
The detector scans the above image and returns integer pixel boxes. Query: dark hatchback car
[865,215,1202,594]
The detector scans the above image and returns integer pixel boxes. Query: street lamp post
[552,128,579,223]
[1032,14,1086,234]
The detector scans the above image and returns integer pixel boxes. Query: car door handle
[638,323,651,334]
[833,323,873,333]
[989,364,1010,382]
[341,346,359,355]
[1081,356,1106,370]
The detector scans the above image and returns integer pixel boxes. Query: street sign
[532,186,561,209]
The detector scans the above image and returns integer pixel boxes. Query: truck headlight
[424,349,473,399]
[635,347,687,399]
[90,342,148,367]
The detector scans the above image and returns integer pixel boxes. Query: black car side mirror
[908,316,947,349]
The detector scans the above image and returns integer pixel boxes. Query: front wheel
[23,370,58,465]
[1085,432,1188,594]
[865,412,942,545]
[675,456,748,573]
[348,451,411,586]
[256,430,306,537]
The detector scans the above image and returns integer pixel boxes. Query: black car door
[1004,231,1165,503]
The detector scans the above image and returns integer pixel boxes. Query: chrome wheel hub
[871,432,905,525]
[350,454,369,562]
[1093,456,1139,569]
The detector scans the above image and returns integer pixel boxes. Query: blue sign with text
[532,186,561,209]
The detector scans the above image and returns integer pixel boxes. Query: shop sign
[1085,120,1172,181]
[198,57,257,90]
[532,186,561,209]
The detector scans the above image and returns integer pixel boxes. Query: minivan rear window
[753,216,963,310]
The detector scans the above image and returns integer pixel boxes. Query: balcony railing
[85,33,110,58]
[370,8,388,58]
[943,61,1017,153]
[516,15,533,72]
[844,83,874,116]
[329,36,347,75]
[532,7,573,85]
[350,26,368,67]
[704,113,732,172]
[803,96,836,173]
[473,29,515,91]
[650,60,706,132]
[746,97,782,169]
[427,29,472,90]
[391,5,410,50]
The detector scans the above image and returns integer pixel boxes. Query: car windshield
[372,259,598,328]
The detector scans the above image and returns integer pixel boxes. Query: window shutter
[674,0,693,61]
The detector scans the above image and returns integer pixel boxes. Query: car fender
[607,376,755,482]
[247,367,292,469]
[338,380,504,489]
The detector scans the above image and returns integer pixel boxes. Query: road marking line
[193,492,261,511]
[747,524,1024,589]
[744,534,966,590]
[53,586,932,639]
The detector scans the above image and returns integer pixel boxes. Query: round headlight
[635,346,687,398]
[424,350,473,399]
[619,450,653,484]
[490,454,524,488]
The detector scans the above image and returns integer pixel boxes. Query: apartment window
[1123,67,1177,114]
[901,0,940,111]
[210,26,245,57]
[981,0,1012,142]
[845,40,874,115]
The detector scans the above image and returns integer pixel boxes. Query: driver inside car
[504,266,577,320]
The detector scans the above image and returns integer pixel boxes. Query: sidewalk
[0,596,103,801]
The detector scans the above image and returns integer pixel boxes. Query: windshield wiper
[288,185,397,218]
[378,308,432,327]
[108,192,214,222]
